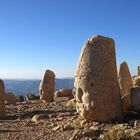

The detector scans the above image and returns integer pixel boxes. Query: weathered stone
[70,128,100,140]
[39,70,55,102]
[4,92,16,105]
[119,61,133,97]
[0,79,5,116]
[0,93,5,116]
[53,125,61,131]
[121,94,131,112]
[0,79,5,93]
[32,114,49,123]
[62,124,75,131]
[133,76,140,87]
[74,35,123,121]
[55,89,74,99]
[25,93,39,101]
[130,87,140,112]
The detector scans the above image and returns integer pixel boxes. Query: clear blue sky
[0,0,140,79]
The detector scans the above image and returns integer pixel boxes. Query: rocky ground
[0,98,140,140]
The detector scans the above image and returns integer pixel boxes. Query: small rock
[63,124,75,131]
[66,99,76,109]
[31,114,49,122]
[57,117,63,121]
[53,125,61,131]
[80,120,88,126]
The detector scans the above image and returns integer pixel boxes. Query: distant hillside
[4,79,74,96]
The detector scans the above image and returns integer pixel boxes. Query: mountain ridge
[4,79,74,96]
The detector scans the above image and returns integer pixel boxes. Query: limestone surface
[39,70,55,102]
[74,35,123,121]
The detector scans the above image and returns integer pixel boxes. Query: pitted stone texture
[39,70,55,102]
[119,62,133,97]
[0,79,5,116]
[74,35,123,121]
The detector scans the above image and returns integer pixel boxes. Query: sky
[0,0,140,79]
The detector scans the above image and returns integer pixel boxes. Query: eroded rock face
[0,79,5,115]
[118,62,133,112]
[39,70,55,102]
[119,62,133,96]
[74,35,123,121]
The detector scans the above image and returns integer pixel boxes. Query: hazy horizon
[0,0,140,79]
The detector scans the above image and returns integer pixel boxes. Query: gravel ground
[0,97,140,140]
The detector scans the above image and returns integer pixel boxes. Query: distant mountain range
[4,78,74,96]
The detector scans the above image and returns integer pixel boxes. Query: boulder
[55,89,74,99]
[118,61,133,97]
[74,35,123,121]
[39,70,55,102]
[25,93,39,101]
[4,92,16,105]
[0,79,5,93]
